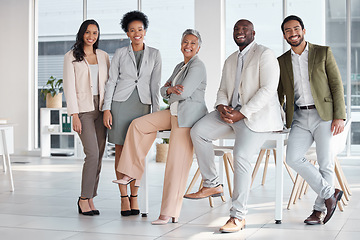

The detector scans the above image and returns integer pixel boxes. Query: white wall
[0,0,35,154]
[195,0,225,110]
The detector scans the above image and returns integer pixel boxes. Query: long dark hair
[72,19,100,62]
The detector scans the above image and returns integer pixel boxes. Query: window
[38,0,83,149]
[142,0,194,85]
[37,0,194,149]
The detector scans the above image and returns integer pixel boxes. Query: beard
[286,35,304,47]
[235,41,247,47]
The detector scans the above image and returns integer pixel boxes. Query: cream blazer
[63,49,110,115]
[215,43,283,132]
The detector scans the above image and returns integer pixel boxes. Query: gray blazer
[161,55,208,127]
[103,44,162,112]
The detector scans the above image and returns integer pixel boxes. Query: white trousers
[286,108,334,212]
[191,110,269,219]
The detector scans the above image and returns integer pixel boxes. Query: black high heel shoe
[130,195,140,215]
[92,210,100,215]
[121,195,131,216]
[77,197,94,216]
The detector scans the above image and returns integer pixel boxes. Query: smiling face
[233,20,255,50]
[83,24,99,47]
[181,34,200,63]
[127,20,146,46]
[283,20,306,47]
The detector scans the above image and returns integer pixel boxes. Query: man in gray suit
[184,19,283,233]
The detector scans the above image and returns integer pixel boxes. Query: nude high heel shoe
[151,216,178,225]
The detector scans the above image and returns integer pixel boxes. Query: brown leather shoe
[323,188,343,224]
[304,210,324,225]
[219,217,245,233]
[183,185,223,199]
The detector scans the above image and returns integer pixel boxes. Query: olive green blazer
[277,42,346,128]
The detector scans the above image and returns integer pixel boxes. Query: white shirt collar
[238,40,255,56]
[291,41,308,56]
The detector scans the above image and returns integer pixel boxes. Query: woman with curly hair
[63,19,110,216]
[103,11,162,216]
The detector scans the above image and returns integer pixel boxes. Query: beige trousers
[117,110,194,218]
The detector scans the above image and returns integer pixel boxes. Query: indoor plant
[41,76,63,108]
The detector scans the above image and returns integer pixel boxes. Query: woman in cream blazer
[63,19,110,216]
[102,11,161,217]
[113,29,208,224]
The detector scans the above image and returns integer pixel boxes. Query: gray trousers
[190,110,269,220]
[286,108,334,212]
[78,96,107,198]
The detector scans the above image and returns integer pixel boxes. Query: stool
[251,148,295,187]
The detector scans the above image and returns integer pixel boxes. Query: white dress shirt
[291,42,315,107]
[170,63,187,116]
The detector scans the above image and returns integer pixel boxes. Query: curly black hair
[72,19,100,62]
[120,10,149,32]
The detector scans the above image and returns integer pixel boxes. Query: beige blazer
[278,42,346,128]
[63,49,110,115]
[215,43,283,132]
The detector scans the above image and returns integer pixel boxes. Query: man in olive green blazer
[278,15,346,225]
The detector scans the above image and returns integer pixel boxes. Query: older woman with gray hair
[113,29,208,224]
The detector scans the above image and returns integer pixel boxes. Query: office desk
[139,130,288,223]
[0,124,15,192]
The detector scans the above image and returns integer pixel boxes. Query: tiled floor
[0,154,359,240]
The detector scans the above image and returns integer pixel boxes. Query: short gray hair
[181,29,202,47]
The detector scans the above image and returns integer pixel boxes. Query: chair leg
[251,149,266,187]
[335,157,351,197]
[341,195,348,206]
[337,200,344,211]
[283,160,295,184]
[261,150,271,185]
[294,178,306,202]
[223,153,233,198]
[287,174,302,210]
[227,153,234,172]
[185,167,201,194]
[208,196,214,207]
[298,180,308,199]
[303,181,310,195]
[334,158,349,201]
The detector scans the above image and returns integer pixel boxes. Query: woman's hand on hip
[72,114,82,134]
[103,110,112,129]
